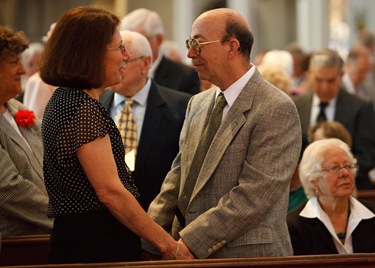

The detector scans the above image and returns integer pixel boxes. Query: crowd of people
[1,4,375,264]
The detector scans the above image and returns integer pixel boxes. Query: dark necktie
[176,93,227,227]
[316,102,328,123]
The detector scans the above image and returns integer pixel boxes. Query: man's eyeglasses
[125,56,144,64]
[106,44,126,54]
[186,38,221,55]
[316,163,358,174]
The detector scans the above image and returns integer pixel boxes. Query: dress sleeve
[58,99,108,166]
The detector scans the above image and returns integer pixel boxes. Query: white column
[172,0,195,64]
[296,0,330,52]
[227,0,259,61]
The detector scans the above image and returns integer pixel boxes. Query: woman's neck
[318,196,349,215]
[84,88,103,100]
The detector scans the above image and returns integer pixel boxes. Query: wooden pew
[0,234,50,266]
[357,190,375,203]
[4,253,375,268]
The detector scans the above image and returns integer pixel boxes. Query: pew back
[0,234,50,266]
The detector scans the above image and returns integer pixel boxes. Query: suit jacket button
[212,245,217,251]
[221,240,226,244]
[208,248,213,253]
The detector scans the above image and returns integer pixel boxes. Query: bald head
[194,8,253,59]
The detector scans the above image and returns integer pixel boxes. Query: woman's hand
[162,239,195,260]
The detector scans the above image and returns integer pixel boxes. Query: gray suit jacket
[145,69,302,258]
[0,98,53,236]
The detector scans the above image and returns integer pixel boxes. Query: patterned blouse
[42,87,139,218]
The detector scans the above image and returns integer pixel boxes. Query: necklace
[336,200,350,239]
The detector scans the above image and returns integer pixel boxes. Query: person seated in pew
[0,26,53,237]
[287,138,375,255]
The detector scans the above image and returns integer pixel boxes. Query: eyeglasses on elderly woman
[106,43,126,54]
[315,163,358,174]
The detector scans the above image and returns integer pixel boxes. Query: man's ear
[156,34,163,46]
[142,56,152,74]
[229,39,240,53]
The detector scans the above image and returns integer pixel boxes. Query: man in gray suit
[143,8,301,259]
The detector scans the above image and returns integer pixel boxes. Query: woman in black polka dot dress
[39,7,184,264]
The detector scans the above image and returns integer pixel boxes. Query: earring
[315,188,320,196]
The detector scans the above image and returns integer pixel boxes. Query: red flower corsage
[14,109,36,127]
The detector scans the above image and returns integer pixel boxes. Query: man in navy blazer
[293,49,375,190]
[120,8,201,95]
[100,30,191,211]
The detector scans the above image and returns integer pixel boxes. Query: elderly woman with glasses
[287,138,375,255]
[39,6,191,264]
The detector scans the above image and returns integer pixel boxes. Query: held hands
[162,239,195,260]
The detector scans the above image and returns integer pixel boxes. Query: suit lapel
[299,93,313,134]
[1,99,44,178]
[312,218,338,253]
[99,89,115,112]
[189,71,260,201]
[136,82,165,171]
[334,88,351,124]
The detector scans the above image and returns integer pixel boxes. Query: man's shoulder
[157,84,192,101]
[99,89,114,105]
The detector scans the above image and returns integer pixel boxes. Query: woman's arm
[77,134,193,259]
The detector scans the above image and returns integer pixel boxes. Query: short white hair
[120,8,164,37]
[299,138,356,198]
[21,42,44,68]
[120,30,153,62]
[260,50,294,76]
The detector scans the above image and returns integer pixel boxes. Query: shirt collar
[216,65,255,107]
[113,79,151,108]
[300,196,375,220]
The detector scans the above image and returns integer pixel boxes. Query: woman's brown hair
[39,6,120,89]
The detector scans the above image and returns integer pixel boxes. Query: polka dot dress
[42,87,139,218]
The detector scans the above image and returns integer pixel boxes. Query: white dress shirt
[216,65,256,120]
